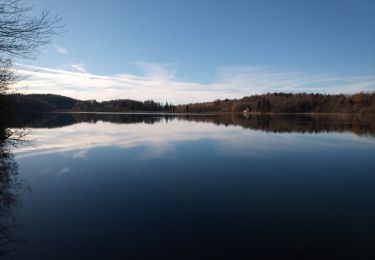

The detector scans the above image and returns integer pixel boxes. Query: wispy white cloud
[64,63,87,73]
[53,45,68,54]
[15,63,375,104]
[135,62,178,81]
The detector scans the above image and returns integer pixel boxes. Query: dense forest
[2,92,375,115]
[2,94,168,113]
[175,92,375,114]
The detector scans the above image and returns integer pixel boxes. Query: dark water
[1,114,375,259]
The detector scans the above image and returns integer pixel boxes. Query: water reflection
[11,113,375,160]
[6,113,375,259]
[0,125,30,257]
[8,112,375,137]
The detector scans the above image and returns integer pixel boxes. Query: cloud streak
[53,45,68,54]
[15,63,375,104]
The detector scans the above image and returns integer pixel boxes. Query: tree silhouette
[0,0,62,95]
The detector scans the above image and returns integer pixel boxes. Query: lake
[2,113,375,259]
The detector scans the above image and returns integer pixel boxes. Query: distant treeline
[2,92,375,114]
[175,92,375,114]
[72,99,168,112]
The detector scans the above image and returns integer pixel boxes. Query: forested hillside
[175,92,375,114]
[3,94,78,113]
[2,94,166,113]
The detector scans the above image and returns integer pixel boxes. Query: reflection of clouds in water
[56,167,70,177]
[138,141,177,160]
[39,166,71,177]
[14,121,220,159]
[13,121,375,160]
[217,131,375,157]
[71,149,88,159]
[214,131,295,157]
[40,167,51,175]
[64,149,89,159]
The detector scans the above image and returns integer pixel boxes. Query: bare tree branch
[0,0,62,94]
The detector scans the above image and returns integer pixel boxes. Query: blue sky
[19,0,375,103]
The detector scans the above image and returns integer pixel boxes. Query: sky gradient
[18,0,375,103]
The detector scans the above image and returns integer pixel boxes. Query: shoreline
[46,111,375,117]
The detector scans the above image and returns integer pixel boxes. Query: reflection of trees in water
[0,126,30,257]
[6,112,167,128]
[183,114,375,137]
[4,112,375,137]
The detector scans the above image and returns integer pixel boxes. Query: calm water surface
[2,114,375,259]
